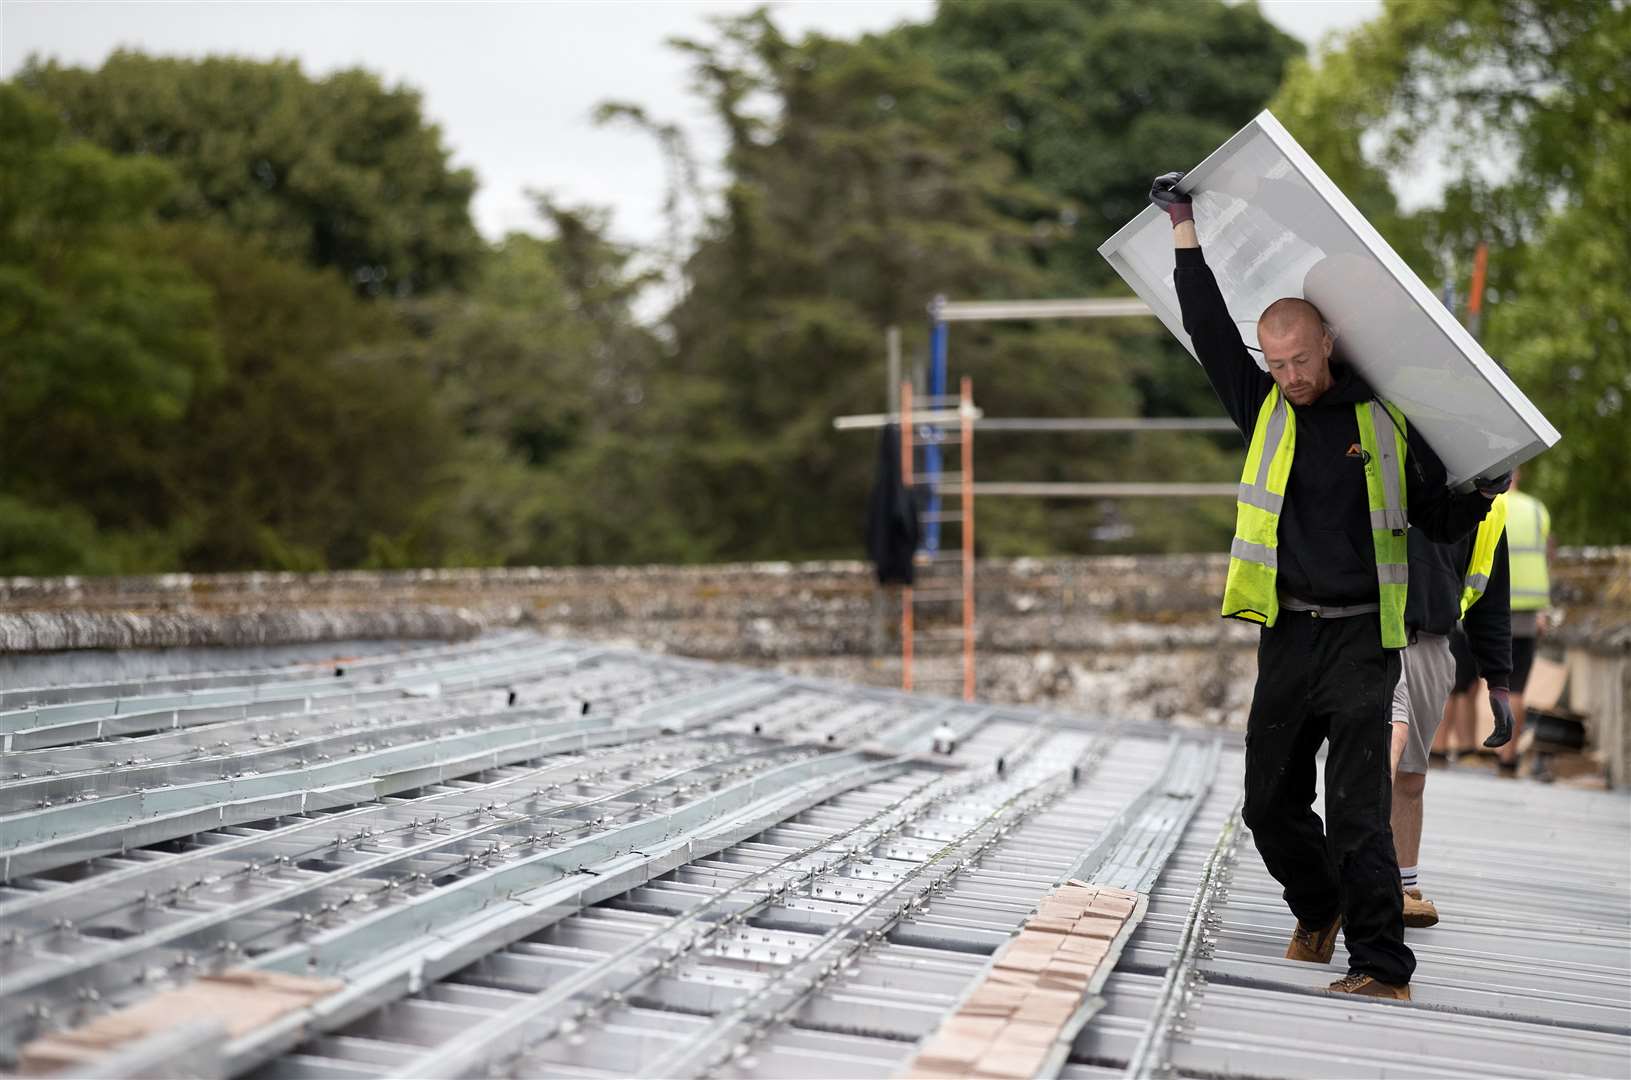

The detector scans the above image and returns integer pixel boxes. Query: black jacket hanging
[864,423,919,586]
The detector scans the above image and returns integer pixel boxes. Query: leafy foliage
[646,3,1287,560]
[374,199,672,566]
[1498,130,1631,543]
[1272,0,1631,542]
[927,0,1302,287]
[22,1,1620,574]
[152,225,467,570]
[17,52,482,296]
[0,83,219,573]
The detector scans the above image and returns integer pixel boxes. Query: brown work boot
[1328,971,1411,1000]
[1285,914,1341,964]
[1402,887,1439,928]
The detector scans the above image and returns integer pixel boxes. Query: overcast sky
[1,0,1380,250]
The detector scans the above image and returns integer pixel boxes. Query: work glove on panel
[1484,687,1514,748]
[1149,171,1193,225]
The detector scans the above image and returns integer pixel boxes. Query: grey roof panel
[1,632,1625,1079]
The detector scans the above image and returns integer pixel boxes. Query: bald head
[1258,297,1326,340]
[1257,296,1334,406]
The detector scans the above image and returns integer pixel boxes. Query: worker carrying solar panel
[1147,170,1506,1002]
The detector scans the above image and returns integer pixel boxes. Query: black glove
[1484,687,1514,748]
[1476,471,1512,497]
[1149,171,1193,224]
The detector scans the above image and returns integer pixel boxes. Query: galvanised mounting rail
[258,727,1226,1079]
[26,632,1611,1080]
[5,732,960,1059]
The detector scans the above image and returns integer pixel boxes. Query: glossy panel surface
[1099,111,1559,487]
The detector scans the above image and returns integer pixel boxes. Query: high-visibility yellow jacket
[1504,490,1552,611]
[1460,493,1509,617]
[1222,387,1410,647]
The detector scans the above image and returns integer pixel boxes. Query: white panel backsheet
[1098,111,1559,487]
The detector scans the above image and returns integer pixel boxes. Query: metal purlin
[2,740,826,1053]
[222,750,1010,1077]
[1058,737,1220,892]
[251,727,1200,1080]
[218,705,1002,1073]
[0,648,657,763]
[2,637,1254,1080]
[2,681,959,1059]
[0,735,751,944]
[0,630,548,715]
[641,732,1118,1079]
[0,662,763,877]
[395,715,1025,1078]
[0,652,730,874]
[1120,795,1243,1079]
[0,641,591,757]
[902,736,1221,1080]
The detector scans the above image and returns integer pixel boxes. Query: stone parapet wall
[0,556,1241,655]
[3,550,1626,736]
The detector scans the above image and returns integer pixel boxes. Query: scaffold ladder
[900,376,977,701]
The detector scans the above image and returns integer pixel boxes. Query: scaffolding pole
[900,381,914,694]
[925,302,949,554]
[960,376,976,702]
[886,326,902,415]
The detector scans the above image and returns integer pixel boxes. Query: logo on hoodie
[1345,443,1372,465]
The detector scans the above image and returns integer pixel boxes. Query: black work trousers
[1243,609,1415,985]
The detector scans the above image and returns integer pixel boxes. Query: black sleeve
[1174,247,1273,439]
[1466,532,1513,690]
[1403,425,1490,542]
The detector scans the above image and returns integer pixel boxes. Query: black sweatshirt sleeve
[1173,247,1273,439]
[1466,533,1513,690]
[1403,426,1491,543]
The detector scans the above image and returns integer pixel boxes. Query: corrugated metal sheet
[1,632,1625,1078]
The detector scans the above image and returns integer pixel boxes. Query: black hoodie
[1404,527,1512,689]
[864,423,919,586]
[1175,246,1491,607]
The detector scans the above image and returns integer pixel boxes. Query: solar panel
[1098,110,1560,487]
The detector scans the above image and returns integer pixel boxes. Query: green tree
[4,62,673,575]
[1498,135,1631,543]
[627,6,1277,562]
[1272,0,1631,542]
[653,12,1050,560]
[926,0,1302,288]
[17,52,482,296]
[372,197,673,566]
[150,226,468,570]
[0,82,219,573]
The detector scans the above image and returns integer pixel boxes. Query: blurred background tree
[1273,0,1630,544]
[2,0,1623,574]
[635,1,1295,560]
[16,52,482,297]
[926,0,1301,289]
[0,83,218,573]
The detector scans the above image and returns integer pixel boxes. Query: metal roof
[1,632,1625,1078]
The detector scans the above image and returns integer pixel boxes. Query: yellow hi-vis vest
[1222,388,1410,647]
[1505,490,1551,611]
[1460,492,1508,617]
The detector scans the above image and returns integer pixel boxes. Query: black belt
[1279,595,1381,619]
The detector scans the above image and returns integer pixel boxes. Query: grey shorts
[1390,632,1457,774]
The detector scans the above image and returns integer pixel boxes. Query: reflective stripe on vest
[1460,492,1509,617]
[1359,401,1411,643]
[1221,389,1410,647]
[1505,490,1551,610]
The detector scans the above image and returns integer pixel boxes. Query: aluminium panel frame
[1098,109,1561,488]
